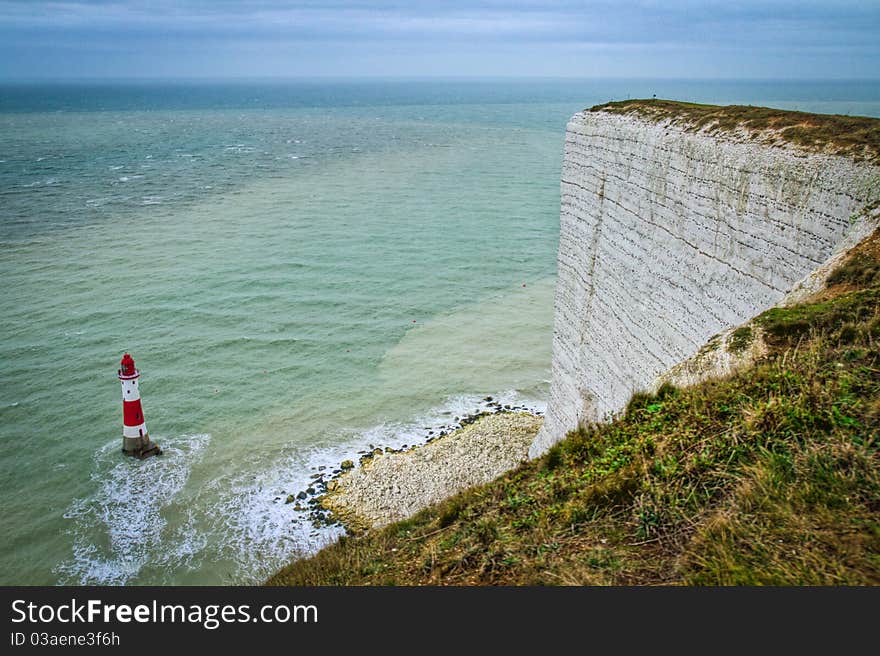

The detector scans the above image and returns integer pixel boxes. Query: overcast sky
[0,1,877,80]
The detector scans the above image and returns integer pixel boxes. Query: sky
[0,1,878,80]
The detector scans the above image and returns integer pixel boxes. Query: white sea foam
[194,453,345,584]
[21,178,58,188]
[195,390,542,583]
[55,433,210,585]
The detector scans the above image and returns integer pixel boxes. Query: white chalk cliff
[530,104,880,457]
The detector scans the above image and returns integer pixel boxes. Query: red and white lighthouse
[118,353,161,459]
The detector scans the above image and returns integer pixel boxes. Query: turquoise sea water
[2,79,879,585]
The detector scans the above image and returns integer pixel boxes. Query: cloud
[0,1,877,78]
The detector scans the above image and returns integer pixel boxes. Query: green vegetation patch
[727,326,754,354]
[757,289,880,346]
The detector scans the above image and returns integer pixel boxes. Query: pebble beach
[320,412,543,530]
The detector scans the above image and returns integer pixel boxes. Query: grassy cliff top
[589,99,880,164]
[268,230,880,586]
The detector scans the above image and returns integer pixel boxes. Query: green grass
[727,326,754,354]
[589,99,880,165]
[756,289,880,347]
[267,231,880,586]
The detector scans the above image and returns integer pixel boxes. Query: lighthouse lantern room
[118,353,162,459]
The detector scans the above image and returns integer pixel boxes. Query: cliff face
[531,103,880,457]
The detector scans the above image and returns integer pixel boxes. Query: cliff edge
[531,100,880,457]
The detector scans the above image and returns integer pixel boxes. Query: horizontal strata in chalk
[530,106,880,457]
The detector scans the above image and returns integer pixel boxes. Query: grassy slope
[268,231,880,585]
[589,99,880,165]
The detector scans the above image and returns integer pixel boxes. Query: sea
[1,79,879,585]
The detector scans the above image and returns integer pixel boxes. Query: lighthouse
[118,353,161,459]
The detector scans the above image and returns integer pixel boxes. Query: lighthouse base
[122,435,163,459]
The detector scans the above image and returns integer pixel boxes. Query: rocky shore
[319,412,543,530]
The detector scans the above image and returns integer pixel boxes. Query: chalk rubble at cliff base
[321,412,543,530]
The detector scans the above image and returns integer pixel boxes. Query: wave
[20,178,59,188]
[185,389,544,584]
[54,433,211,585]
